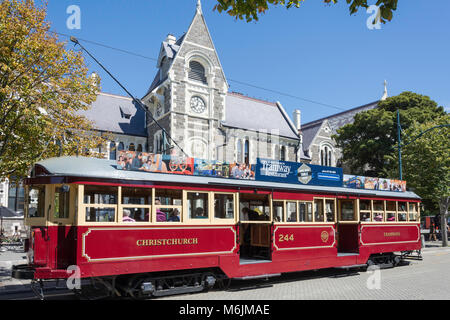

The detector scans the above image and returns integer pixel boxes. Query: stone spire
[381,80,388,101]
[196,0,202,14]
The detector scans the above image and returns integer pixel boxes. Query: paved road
[160,246,450,300]
[1,244,449,300]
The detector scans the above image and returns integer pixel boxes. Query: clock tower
[142,0,228,160]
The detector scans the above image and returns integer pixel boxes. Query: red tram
[13,156,422,298]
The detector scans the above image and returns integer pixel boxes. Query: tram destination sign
[255,158,343,187]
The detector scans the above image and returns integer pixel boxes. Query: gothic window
[137,144,143,152]
[118,142,124,152]
[236,139,243,163]
[188,61,207,84]
[109,141,116,160]
[320,145,333,166]
[244,139,250,164]
[280,146,286,161]
[129,143,136,152]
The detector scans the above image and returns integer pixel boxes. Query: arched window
[118,142,124,152]
[109,141,116,160]
[280,146,286,161]
[244,139,250,164]
[236,139,243,163]
[129,143,136,152]
[320,145,333,166]
[137,144,143,152]
[188,61,207,84]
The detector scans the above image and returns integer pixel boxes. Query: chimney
[293,109,302,132]
[166,34,176,45]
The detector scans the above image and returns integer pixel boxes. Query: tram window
[398,202,407,212]
[214,194,234,220]
[287,202,298,222]
[28,186,45,218]
[122,187,152,205]
[273,201,284,222]
[398,212,407,222]
[387,212,396,221]
[122,208,150,222]
[360,211,371,222]
[84,186,118,205]
[299,202,313,222]
[408,203,418,221]
[359,200,371,211]
[373,200,384,212]
[340,200,354,221]
[187,192,209,219]
[155,189,182,206]
[54,187,70,219]
[314,199,324,222]
[386,201,396,212]
[85,207,115,222]
[326,200,336,222]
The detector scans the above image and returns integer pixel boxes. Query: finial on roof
[197,0,202,13]
[381,80,388,101]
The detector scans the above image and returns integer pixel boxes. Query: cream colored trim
[81,226,237,262]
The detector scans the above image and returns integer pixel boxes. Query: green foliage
[213,0,398,22]
[333,92,445,177]
[385,115,450,213]
[0,0,110,180]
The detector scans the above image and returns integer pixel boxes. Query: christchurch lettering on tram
[136,238,199,247]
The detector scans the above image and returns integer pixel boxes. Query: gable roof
[223,92,300,140]
[77,92,147,137]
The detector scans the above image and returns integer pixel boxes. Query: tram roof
[32,157,421,200]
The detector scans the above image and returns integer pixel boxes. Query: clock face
[190,96,206,114]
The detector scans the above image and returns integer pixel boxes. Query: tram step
[335,264,367,270]
[234,273,281,281]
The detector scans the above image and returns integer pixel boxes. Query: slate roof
[224,92,300,140]
[77,92,147,137]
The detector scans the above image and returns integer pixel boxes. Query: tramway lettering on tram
[136,238,199,247]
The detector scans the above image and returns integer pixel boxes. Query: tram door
[336,199,359,254]
[238,193,272,262]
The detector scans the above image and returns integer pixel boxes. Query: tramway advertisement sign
[343,175,407,192]
[255,158,343,187]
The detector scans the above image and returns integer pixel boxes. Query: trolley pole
[397,109,403,181]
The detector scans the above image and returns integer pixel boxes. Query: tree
[213,0,398,23]
[333,92,446,177]
[385,115,450,246]
[0,0,109,180]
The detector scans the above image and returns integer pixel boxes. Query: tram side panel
[358,223,421,261]
[75,225,238,279]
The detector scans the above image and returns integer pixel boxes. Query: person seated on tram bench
[194,207,208,219]
[123,209,136,223]
[168,209,181,222]
[374,213,383,221]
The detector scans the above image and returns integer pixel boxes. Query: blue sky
[43,0,450,124]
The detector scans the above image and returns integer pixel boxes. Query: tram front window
[28,186,45,218]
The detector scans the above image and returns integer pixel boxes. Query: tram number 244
[278,234,295,242]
